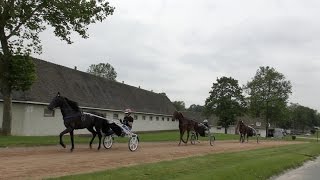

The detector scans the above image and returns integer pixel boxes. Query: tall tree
[0,0,114,135]
[172,101,186,111]
[204,76,246,134]
[245,66,292,137]
[87,63,117,81]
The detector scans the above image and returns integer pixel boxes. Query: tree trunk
[1,86,12,135]
[0,25,13,135]
[224,127,228,134]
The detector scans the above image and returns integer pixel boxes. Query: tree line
[173,66,320,136]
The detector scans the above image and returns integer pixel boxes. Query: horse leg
[87,127,97,149]
[59,127,73,148]
[179,129,187,146]
[97,131,102,150]
[196,132,200,143]
[179,129,184,146]
[70,130,75,152]
[185,130,190,144]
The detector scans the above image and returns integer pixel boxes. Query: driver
[123,110,134,130]
[203,119,209,128]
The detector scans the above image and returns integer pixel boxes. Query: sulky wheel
[190,133,196,145]
[103,135,113,149]
[128,135,139,151]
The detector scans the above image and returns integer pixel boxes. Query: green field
[49,143,320,180]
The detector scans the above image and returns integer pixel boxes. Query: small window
[149,116,153,121]
[44,108,55,117]
[142,116,146,120]
[156,116,159,121]
[167,117,170,121]
[162,117,165,121]
[171,118,174,121]
[134,115,138,120]
[113,113,119,119]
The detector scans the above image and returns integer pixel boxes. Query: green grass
[50,143,320,180]
[0,131,239,147]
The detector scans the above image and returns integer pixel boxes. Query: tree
[187,104,204,113]
[289,103,318,133]
[245,66,292,137]
[172,101,186,111]
[87,63,117,81]
[0,1,115,135]
[204,76,246,134]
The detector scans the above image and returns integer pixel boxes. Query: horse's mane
[64,97,80,112]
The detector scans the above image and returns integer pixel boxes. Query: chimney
[74,66,77,70]
[122,81,124,84]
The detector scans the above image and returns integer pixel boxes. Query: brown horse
[235,120,259,143]
[172,111,198,145]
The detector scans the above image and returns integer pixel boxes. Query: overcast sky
[34,0,320,111]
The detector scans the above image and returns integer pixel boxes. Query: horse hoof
[60,144,66,148]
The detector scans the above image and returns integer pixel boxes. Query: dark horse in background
[48,92,119,151]
[172,111,201,145]
[235,120,259,143]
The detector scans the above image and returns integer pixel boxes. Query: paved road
[273,156,320,180]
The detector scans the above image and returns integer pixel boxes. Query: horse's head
[172,111,184,121]
[48,92,65,110]
[235,120,245,134]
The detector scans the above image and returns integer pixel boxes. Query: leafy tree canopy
[87,62,117,81]
[204,76,246,133]
[0,0,114,135]
[172,101,186,111]
[245,66,292,137]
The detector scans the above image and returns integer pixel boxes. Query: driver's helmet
[124,108,132,114]
[203,119,208,123]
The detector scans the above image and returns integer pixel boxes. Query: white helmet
[203,119,208,123]
[124,108,132,114]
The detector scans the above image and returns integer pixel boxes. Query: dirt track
[0,140,302,180]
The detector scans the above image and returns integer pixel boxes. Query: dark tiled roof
[6,58,176,115]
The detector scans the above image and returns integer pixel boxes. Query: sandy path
[0,140,302,180]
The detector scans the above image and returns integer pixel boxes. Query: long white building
[0,58,178,136]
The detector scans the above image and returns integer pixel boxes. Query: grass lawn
[49,143,320,180]
[0,131,239,147]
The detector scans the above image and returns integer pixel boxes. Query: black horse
[47,92,112,151]
[235,120,258,143]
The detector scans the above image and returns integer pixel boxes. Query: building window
[156,116,159,121]
[149,116,153,121]
[44,108,55,117]
[171,118,175,121]
[134,115,138,120]
[167,117,170,121]
[162,117,165,121]
[142,116,146,120]
[113,113,119,119]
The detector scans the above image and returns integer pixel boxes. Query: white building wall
[0,102,179,136]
